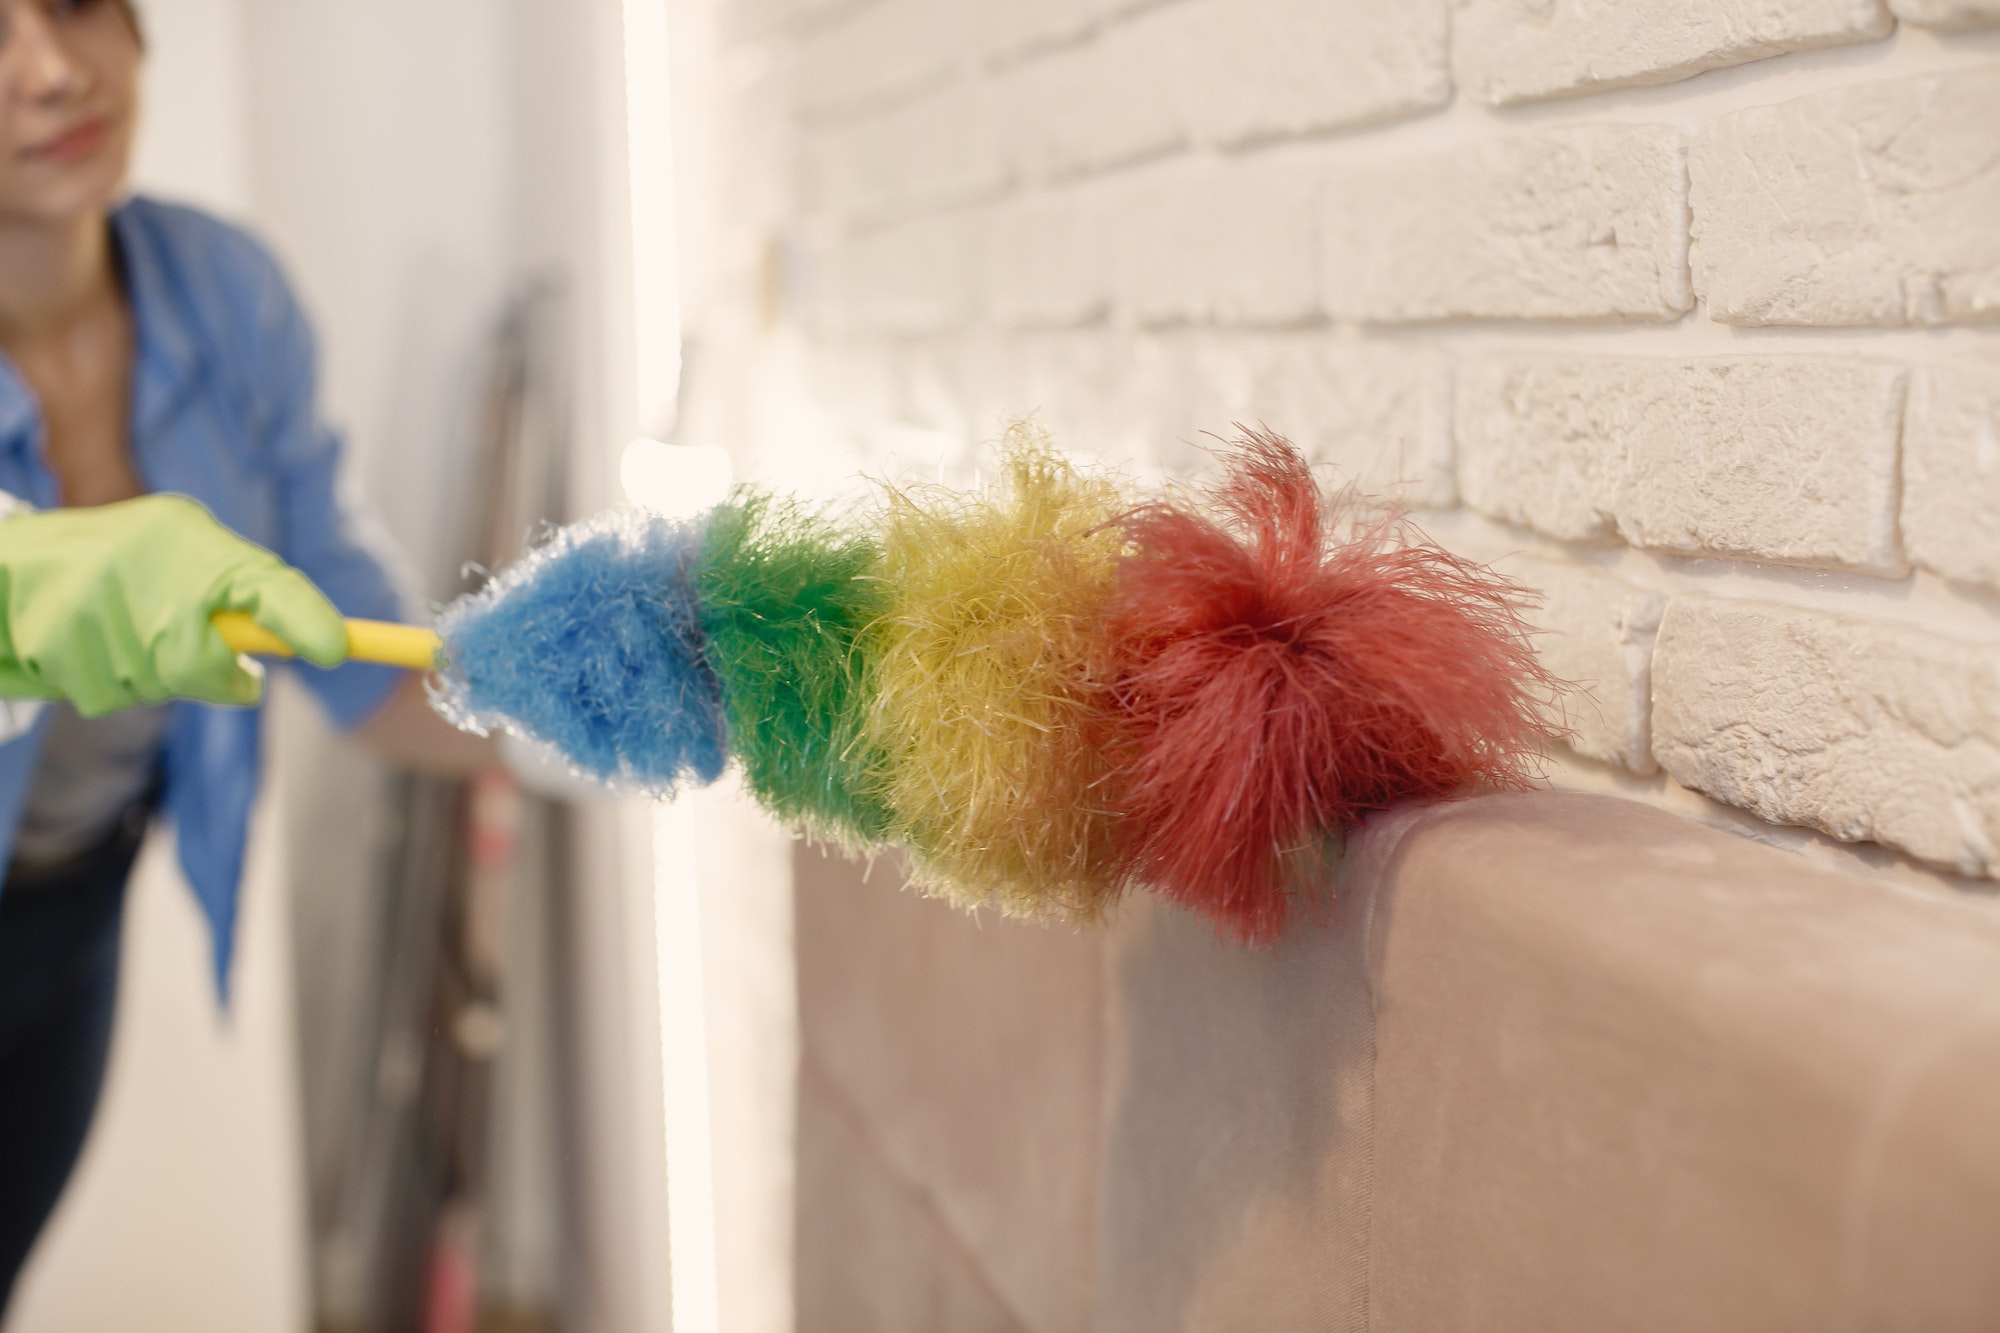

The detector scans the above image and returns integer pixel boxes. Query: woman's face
[0,0,138,226]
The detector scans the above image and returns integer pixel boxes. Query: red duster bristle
[1101,430,1558,944]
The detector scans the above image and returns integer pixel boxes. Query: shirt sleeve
[246,254,418,731]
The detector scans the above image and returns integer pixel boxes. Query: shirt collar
[0,358,35,460]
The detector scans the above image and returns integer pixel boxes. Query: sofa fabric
[794,791,2000,1331]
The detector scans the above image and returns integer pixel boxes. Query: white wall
[691,0,2000,895]
[243,0,517,596]
[248,3,680,1331]
[126,0,252,215]
[660,9,2000,1316]
[235,11,521,1311]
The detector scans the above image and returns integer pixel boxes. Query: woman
[0,0,493,1308]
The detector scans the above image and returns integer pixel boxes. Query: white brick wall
[1891,0,2000,27]
[984,186,1117,328]
[1505,554,1669,774]
[1175,0,1449,144]
[795,0,961,118]
[806,80,1005,221]
[1006,8,1188,180]
[1654,597,2000,876]
[1321,125,1692,322]
[1199,340,1456,507]
[695,0,2000,883]
[1690,67,2000,326]
[1903,362,2000,590]
[1457,355,1907,573]
[1115,154,1320,326]
[1454,0,1892,106]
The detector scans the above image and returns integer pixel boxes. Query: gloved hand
[0,493,348,716]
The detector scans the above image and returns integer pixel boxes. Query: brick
[1049,333,1214,474]
[1890,0,2000,26]
[1320,125,1691,322]
[725,0,875,46]
[1189,338,1455,507]
[1690,67,2000,326]
[795,0,963,117]
[805,81,1006,221]
[803,339,907,424]
[719,0,803,45]
[1174,0,1448,145]
[989,333,1243,475]
[1653,596,2000,877]
[1457,355,1906,574]
[1454,0,1891,107]
[897,332,1173,472]
[1005,7,1189,181]
[1056,334,1193,471]
[1501,554,1668,773]
[1018,335,1453,483]
[1903,361,2000,591]
[888,334,984,440]
[983,190,1109,328]
[974,0,1101,64]
[974,0,1159,64]
[1111,155,1320,327]
[809,211,984,335]
[717,69,797,236]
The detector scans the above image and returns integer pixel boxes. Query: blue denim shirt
[0,196,408,997]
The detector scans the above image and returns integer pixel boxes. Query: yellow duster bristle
[862,430,1132,921]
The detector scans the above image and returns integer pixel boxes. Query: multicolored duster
[434,431,1558,944]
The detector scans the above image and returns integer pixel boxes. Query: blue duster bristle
[435,511,728,793]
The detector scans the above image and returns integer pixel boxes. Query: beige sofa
[793,791,2000,1331]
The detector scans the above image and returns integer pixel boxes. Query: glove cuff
[0,490,48,740]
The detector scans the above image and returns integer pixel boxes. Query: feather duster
[695,491,894,848]
[862,432,1132,920]
[435,511,727,794]
[1097,430,1556,944]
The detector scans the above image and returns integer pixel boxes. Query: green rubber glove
[0,493,349,716]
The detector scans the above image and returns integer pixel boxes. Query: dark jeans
[0,814,147,1317]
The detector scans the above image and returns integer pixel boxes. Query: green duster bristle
[696,490,894,848]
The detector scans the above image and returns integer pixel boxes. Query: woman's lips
[24,117,109,164]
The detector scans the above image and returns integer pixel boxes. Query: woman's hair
[113,0,143,44]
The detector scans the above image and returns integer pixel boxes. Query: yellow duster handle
[213,611,442,671]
